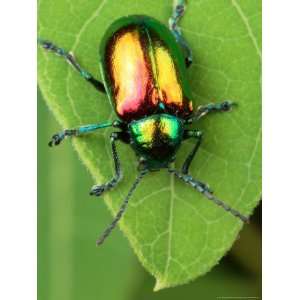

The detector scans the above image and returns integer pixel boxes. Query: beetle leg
[38,38,106,93]
[96,169,148,246]
[186,101,236,124]
[90,132,123,197]
[137,157,147,171]
[48,121,120,147]
[169,0,193,67]
[168,168,249,222]
[182,130,203,174]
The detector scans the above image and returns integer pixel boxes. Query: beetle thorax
[128,114,184,169]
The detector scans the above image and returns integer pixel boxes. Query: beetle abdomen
[100,16,193,122]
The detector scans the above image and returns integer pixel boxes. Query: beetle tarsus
[89,185,107,197]
[48,133,63,147]
[90,132,123,198]
[221,100,237,111]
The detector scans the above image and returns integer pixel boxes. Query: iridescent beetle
[38,0,248,246]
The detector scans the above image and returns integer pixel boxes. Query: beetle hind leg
[38,38,105,93]
[90,132,123,197]
[169,0,193,67]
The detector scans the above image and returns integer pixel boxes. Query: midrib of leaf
[157,171,175,291]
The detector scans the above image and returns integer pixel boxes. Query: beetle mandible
[38,0,248,246]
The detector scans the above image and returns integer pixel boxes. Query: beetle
[38,0,248,246]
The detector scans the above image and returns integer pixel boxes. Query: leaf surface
[38,0,261,290]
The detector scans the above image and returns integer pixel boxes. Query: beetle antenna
[168,169,249,223]
[96,169,149,246]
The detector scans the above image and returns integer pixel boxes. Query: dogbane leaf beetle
[38,0,249,246]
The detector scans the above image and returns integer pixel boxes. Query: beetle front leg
[169,0,193,67]
[90,132,123,197]
[38,39,106,93]
[48,121,117,146]
[186,101,236,123]
[182,130,203,174]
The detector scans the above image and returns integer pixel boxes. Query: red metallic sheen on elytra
[101,16,193,122]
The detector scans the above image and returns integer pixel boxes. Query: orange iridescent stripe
[111,30,150,116]
[154,45,183,107]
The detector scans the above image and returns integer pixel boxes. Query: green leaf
[38,92,140,300]
[38,0,261,290]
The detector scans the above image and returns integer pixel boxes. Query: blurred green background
[38,90,261,300]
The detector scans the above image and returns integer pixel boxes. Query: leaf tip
[153,278,168,292]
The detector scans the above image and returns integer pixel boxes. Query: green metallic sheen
[128,114,184,169]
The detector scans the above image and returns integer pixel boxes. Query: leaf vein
[231,0,261,60]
